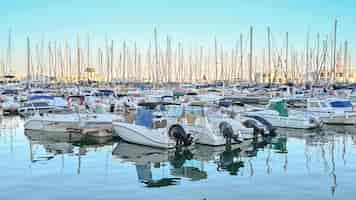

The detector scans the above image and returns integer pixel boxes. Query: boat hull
[113,122,176,149]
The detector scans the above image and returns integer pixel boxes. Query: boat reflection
[112,139,269,186]
[25,130,112,174]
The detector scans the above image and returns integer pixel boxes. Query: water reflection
[111,138,280,186]
[25,130,112,174]
[1,117,356,199]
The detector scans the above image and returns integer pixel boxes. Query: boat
[113,102,195,149]
[305,98,356,125]
[182,105,256,146]
[245,98,321,129]
[17,94,70,117]
[0,89,20,114]
[24,109,122,136]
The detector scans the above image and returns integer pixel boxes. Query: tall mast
[27,36,31,88]
[214,37,218,81]
[267,27,271,84]
[220,45,224,81]
[240,33,243,81]
[111,40,114,82]
[7,29,12,75]
[332,19,337,83]
[285,32,289,82]
[316,33,320,83]
[77,35,81,82]
[344,40,348,82]
[105,34,109,82]
[123,41,126,81]
[6,29,12,74]
[249,26,253,83]
[306,29,310,83]
[154,27,159,83]
[134,41,137,81]
[87,34,90,68]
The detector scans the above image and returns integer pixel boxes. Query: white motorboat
[24,111,122,134]
[305,98,356,125]
[113,103,195,149]
[245,99,321,129]
[181,105,255,146]
[18,95,69,117]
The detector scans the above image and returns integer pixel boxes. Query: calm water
[1,117,356,200]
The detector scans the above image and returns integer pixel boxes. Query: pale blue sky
[0,0,355,72]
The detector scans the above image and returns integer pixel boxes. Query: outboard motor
[242,119,263,136]
[110,104,115,113]
[219,122,236,145]
[169,125,193,147]
[245,115,276,135]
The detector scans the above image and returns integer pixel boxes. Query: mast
[249,26,253,83]
[76,35,81,83]
[123,41,126,81]
[267,27,271,84]
[316,33,320,83]
[220,45,224,81]
[332,19,337,83]
[87,34,90,69]
[306,29,310,83]
[27,36,31,88]
[7,29,12,75]
[134,41,137,81]
[214,37,218,81]
[154,27,159,83]
[285,32,289,82]
[111,40,114,82]
[105,34,109,82]
[240,33,243,81]
[344,40,348,82]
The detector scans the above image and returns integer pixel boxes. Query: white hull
[317,113,356,125]
[113,122,176,149]
[247,111,319,129]
[25,113,117,133]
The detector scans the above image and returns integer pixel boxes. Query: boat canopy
[135,108,153,128]
[268,99,288,117]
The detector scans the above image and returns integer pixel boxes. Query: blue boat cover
[29,95,54,101]
[135,108,153,128]
[330,101,352,108]
[1,89,18,95]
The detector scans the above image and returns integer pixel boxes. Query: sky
[0,0,355,73]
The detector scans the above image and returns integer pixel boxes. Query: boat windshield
[268,100,288,117]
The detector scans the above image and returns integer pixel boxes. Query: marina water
[1,117,355,200]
